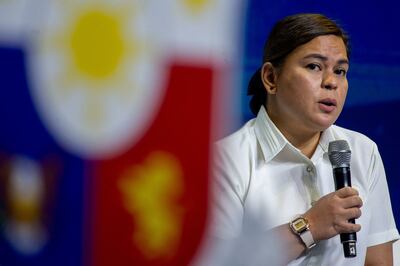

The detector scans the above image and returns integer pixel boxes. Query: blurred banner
[0,0,243,266]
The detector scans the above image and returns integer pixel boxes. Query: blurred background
[0,0,398,265]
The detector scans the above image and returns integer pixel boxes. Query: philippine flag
[23,0,243,265]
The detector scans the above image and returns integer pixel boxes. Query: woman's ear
[261,62,278,94]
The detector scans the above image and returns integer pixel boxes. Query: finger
[335,221,361,234]
[336,187,358,198]
[343,207,362,220]
[342,195,363,208]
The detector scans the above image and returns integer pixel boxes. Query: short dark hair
[248,13,350,115]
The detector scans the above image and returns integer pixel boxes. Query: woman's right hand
[303,187,363,242]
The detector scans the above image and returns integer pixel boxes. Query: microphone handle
[333,167,357,258]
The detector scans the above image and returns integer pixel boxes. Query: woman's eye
[306,63,321,71]
[334,68,347,76]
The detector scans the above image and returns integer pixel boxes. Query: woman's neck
[280,128,321,158]
[266,107,322,158]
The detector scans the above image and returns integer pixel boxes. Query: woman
[209,13,399,265]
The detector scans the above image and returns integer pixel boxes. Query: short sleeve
[207,142,246,239]
[366,144,399,246]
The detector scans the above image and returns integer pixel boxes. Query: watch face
[293,218,307,231]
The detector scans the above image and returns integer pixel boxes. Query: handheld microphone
[328,140,357,258]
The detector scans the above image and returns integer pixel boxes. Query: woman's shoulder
[215,118,258,153]
[330,124,378,154]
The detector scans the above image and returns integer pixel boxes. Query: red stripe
[89,63,213,266]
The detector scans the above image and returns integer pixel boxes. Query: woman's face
[267,35,349,135]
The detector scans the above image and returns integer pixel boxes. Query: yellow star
[181,0,211,14]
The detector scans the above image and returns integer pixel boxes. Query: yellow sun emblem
[69,10,128,79]
[28,0,165,158]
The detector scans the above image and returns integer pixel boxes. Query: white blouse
[208,106,399,266]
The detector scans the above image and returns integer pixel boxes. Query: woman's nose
[321,72,338,90]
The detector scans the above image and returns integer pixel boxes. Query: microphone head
[328,140,351,168]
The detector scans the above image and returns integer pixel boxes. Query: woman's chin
[311,115,337,131]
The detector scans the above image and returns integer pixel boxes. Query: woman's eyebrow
[303,53,349,65]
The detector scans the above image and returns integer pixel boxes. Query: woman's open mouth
[318,98,337,112]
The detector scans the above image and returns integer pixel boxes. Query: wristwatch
[289,215,316,249]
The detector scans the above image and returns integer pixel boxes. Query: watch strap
[299,229,316,249]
